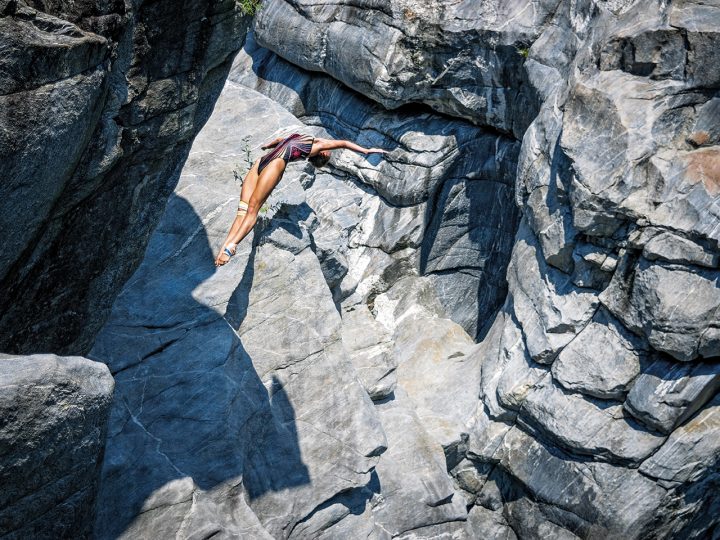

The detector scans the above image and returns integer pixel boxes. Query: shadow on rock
[90,194,309,538]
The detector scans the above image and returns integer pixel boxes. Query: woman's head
[309,150,331,168]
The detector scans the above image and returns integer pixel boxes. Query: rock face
[0,2,249,538]
[0,0,250,355]
[0,354,114,539]
[4,0,720,538]
[231,33,521,339]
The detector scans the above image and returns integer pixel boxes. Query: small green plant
[239,0,262,16]
[233,135,255,184]
[516,46,530,59]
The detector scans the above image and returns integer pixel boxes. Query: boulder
[640,394,720,486]
[551,309,643,400]
[600,257,720,361]
[624,356,720,434]
[0,354,113,539]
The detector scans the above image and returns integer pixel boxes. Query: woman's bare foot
[214,243,236,266]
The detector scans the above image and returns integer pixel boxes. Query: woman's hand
[365,148,388,154]
[261,137,283,150]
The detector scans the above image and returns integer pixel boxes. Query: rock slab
[0,354,114,539]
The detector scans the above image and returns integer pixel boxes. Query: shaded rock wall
[0,0,250,354]
[0,354,114,539]
[0,2,250,538]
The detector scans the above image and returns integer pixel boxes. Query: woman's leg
[226,158,286,247]
[215,160,260,266]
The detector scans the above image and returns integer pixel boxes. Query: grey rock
[371,390,468,537]
[372,276,448,333]
[643,230,719,268]
[341,304,397,401]
[508,220,599,363]
[422,172,520,338]
[252,0,554,136]
[687,97,720,148]
[450,458,493,504]
[465,505,517,540]
[517,80,577,274]
[393,316,477,450]
[6,0,720,535]
[640,394,720,486]
[570,243,617,290]
[624,356,720,434]
[494,337,548,413]
[600,257,720,361]
[0,354,113,539]
[0,0,250,354]
[91,84,386,538]
[466,404,514,467]
[395,521,470,540]
[338,245,402,305]
[520,376,666,464]
[551,309,643,400]
[302,168,363,292]
[495,426,667,538]
[316,506,386,540]
[668,2,720,87]
[504,497,583,540]
[232,32,519,207]
[600,27,687,81]
[561,68,720,242]
[232,33,522,340]
[350,196,427,254]
[475,304,532,422]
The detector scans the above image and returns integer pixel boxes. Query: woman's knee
[247,198,262,215]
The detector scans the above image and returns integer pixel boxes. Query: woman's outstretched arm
[315,138,387,155]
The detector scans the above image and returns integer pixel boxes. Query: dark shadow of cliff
[91,194,309,538]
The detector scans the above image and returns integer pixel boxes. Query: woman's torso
[258,133,314,173]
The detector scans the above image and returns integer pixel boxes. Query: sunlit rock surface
[3,0,719,537]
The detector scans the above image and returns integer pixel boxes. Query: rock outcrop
[3,0,720,538]
[0,0,250,354]
[0,354,114,539]
[1,1,250,537]
[93,0,714,536]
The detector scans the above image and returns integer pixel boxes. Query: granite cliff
[1,0,719,538]
[0,0,250,536]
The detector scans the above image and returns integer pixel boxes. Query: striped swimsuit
[257,133,314,174]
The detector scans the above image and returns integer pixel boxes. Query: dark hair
[309,153,330,168]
